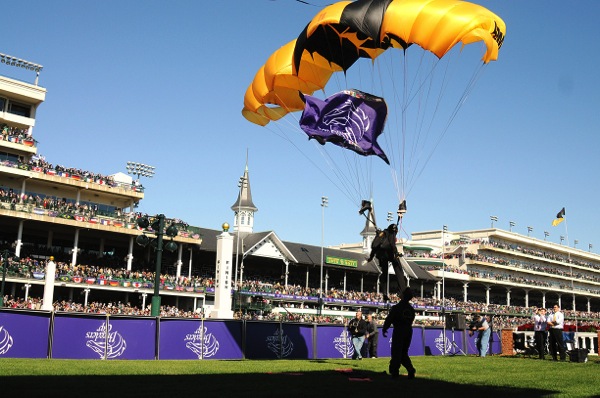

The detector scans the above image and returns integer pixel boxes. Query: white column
[71,229,80,266]
[15,220,24,257]
[305,267,309,289]
[20,179,26,204]
[572,295,576,312]
[210,227,234,319]
[587,298,591,313]
[436,281,442,300]
[84,288,90,306]
[126,236,134,270]
[462,282,468,302]
[188,248,193,279]
[524,289,529,308]
[506,288,511,306]
[176,244,183,279]
[284,260,289,287]
[41,257,56,311]
[485,286,491,306]
[542,292,546,308]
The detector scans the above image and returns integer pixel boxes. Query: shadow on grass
[2,365,563,398]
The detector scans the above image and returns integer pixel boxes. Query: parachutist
[397,200,407,221]
[367,223,407,298]
[358,199,372,216]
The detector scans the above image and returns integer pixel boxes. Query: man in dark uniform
[382,288,416,379]
[366,223,407,301]
[365,313,379,358]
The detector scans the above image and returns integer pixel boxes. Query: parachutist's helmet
[387,223,398,233]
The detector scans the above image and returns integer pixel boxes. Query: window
[0,97,5,112]
[7,101,31,118]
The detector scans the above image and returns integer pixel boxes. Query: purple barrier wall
[245,321,313,359]
[108,317,156,360]
[378,327,425,357]
[423,328,466,356]
[0,310,50,358]
[159,319,243,360]
[0,310,504,360]
[52,313,156,359]
[315,325,352,359]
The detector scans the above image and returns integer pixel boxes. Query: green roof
[403,245,434,252]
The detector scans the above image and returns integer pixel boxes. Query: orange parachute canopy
[242,0,505,126]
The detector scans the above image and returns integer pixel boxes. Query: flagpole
[564,217,578,337]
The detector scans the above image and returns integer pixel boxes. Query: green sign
[325,256,358,268]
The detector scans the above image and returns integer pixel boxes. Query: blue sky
[3,1,600,250]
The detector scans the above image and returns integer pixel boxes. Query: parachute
[242,0,505,227]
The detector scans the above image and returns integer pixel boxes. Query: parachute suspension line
[371,52,403,204]
[403,52,443,198]
[313,142,367,205]
[262,92,360,205]
[405,61,488,198]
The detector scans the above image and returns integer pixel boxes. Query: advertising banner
[245,321,313,359]
[315,325,352,359]
[52,314,156,359]
[159,319,243,360]
[52,314,108,359]
[107,317,156,360]
[376,327,425,357]
[0,310,50,358]
[424,328,466,356]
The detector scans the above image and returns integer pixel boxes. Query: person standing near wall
[365,313,379,358]
[547,304,566,361]
[532,307,548,360]
[348,310,367,360]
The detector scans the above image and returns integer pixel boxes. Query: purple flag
[299,90,389,164]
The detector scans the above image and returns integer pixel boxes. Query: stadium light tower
[387,212,393,223]
[490,215,498,228]
[0,52,43,84]
[126,161,155,181]
[544,231,549,241]
[527,226,533,236]
[509,221,515,232]
[318,196,328,316]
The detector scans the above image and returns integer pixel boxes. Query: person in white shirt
[532,307,548,359]
[547,304,566,361]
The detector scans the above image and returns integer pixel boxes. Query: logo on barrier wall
[85,323,127,359]
[0,326,14,355]
[185,326,220,359]
[434,331,452,354]
[266,328,294,358]
[333,330,353,357]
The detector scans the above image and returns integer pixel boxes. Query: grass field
[1,355,599,398]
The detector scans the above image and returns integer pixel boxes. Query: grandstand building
[1,55,599,319]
